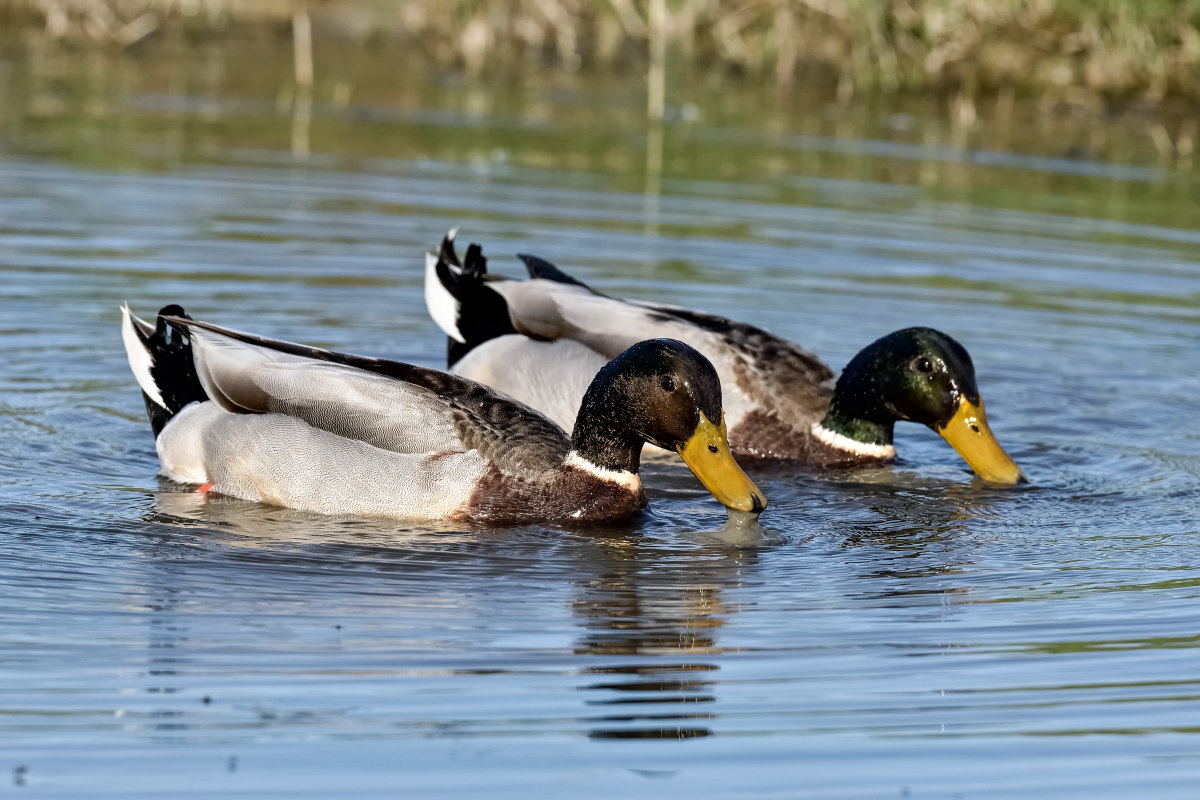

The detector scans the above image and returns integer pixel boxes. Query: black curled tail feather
[438,231,463,271]
[516,253,597,293]
[135,305,209,437]
[433,234,519,367]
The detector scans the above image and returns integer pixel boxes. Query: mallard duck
[425,232,1026,485]
[120,305,766,523]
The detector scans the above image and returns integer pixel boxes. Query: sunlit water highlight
[1,41,1199,799]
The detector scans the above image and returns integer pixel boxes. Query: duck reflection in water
[570,535,761,741]
[811,471,1016,611]
[149,487,763,742]
[144,472,1007,743]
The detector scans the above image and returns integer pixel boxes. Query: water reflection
[145,485,768,742]
[121,527,199,743]
[571,538,757,740]
[830,481,1006,607]
[145,588,190,740]
[135,475,1060,745]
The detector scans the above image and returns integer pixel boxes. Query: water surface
[1,36,1199,798]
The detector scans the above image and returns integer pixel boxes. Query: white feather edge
[120,305,166,409]
[810,423,896,459]
[424,251,466,343]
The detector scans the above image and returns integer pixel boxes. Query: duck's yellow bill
[677,412,768,513]
[937,399,1027,486]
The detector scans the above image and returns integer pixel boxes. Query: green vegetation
[4,0,1200,105]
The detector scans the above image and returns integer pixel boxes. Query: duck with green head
[806,327,1024,483]
[424,232,1026,485]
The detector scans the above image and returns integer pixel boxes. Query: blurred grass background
[3,0,1199,107]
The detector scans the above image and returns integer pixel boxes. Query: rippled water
[2,37,1199,798]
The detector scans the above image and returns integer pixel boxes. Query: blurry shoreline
[3,0,1199,110]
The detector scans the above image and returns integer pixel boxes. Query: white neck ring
[811,423,896,459]
[563,451,642,490]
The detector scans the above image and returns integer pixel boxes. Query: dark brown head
[572,339,767,513]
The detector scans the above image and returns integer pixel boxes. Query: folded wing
[178,318,571,475]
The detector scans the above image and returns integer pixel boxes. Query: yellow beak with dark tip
[937,398,1027,486]
[676,412,768,513]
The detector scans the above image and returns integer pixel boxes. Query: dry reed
[4,0,1200,105]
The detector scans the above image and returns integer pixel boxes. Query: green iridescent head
[821,327,1026,485]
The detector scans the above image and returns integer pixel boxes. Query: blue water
[2,42,1200,799]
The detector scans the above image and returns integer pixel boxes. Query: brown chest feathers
[453,465,646,524]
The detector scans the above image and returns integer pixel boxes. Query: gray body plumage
[438,274,835,456]
[122,308,640,521]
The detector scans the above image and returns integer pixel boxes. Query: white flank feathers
[810,423,896,459]
[120,305,166,409]
[453,336,604,434]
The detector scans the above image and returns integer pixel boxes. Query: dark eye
[912,356,934,374]
[707,444,719,454]
[660,375,676,392]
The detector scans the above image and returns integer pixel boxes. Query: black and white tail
[424,230,518,368]
[120,304,209,437]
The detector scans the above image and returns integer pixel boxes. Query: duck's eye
[912,356,934,374]
[707,443,719,454]
[660,375,677,393]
